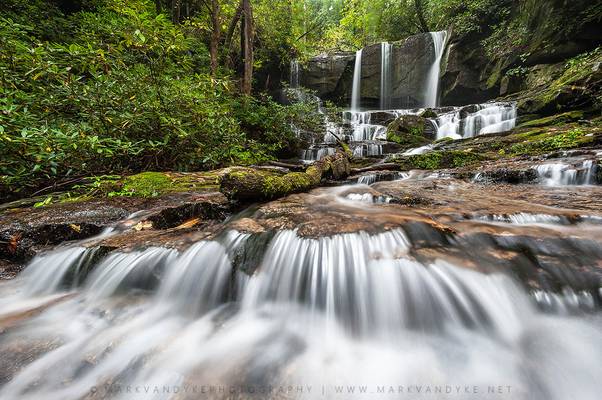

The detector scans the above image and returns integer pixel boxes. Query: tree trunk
[224,0,244,65]
[241,0,253,95]
[172,0,181,24]
[209,0,221,76]
[414,0,430,33]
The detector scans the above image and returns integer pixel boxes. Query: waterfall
[535,160,597,186]
[289,59,300,88]
[380,42,392,110]
[424,31,447,108]
[2,220,601,399]
[350,49,363,111]
[433,102,517,140]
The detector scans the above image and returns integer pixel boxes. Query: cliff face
[298,33,434,108]
[439,0,602,112]
[294,0,601,116]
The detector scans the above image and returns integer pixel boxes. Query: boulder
[386,115,433,148]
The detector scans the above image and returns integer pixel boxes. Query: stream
[1,32,601,400]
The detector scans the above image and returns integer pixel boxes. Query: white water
[290,59,300,88]
[535,160,597,186]
[352,143,382,157]
[424,31,447,108]
[1,226,600,400]
[380,42,393,110]
[435,103,517,140]
[350,49,363,111]
[301,146,336,162]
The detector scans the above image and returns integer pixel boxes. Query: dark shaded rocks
[300,52,355,102]
[440,41,499,106]
[0,192,230,264]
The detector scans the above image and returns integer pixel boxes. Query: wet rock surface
[0,192,229,263]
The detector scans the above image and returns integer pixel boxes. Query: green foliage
[402,149,483,169]
[508,128,591,156]
[0,0,302,199]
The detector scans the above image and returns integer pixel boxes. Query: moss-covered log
[220,151,350,201]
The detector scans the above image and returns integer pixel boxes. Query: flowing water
[351,49,363,111]
[434,103,517,140]
[290,60,300,89]
[380,42,393,110]
[535,159,597,186]
[424,31,447,108]
[1,177,601,400]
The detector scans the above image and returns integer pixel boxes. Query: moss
[221,152,349,201]
[407,152,444,169]
[262,172,313,197]
[518,111,584,128]
[419,109,438,119]
[508,127,593,156]
[518,48,602,114]
[434,136,454,144]
[387,130,430,147]
[395,149,485,170]
[117,171,221,197]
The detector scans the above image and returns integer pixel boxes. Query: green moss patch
[396,150,485,170]
[518,111,584,128]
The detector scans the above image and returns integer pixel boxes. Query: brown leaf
[176,218,200,229]
[133,221,153,231]
[8,232,22,254]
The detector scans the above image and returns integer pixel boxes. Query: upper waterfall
[424,31,447,108]
[350,49,363,111]
[380,42,392,110]
[289,59,300,88]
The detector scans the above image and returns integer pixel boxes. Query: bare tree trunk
[241,0,253,95]
[209,0,221,76]
[414,0,430,33]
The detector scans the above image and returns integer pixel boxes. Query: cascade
[434,102,517,140]
[350,49,363,111]
[289,59,300,88]
[380,42,392,110]
[2,216,601,400]
[535,160,597,186]
[424,31,447,108]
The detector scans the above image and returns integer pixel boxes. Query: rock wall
[439,0,601,110]
[300,52,355,102]
[298,33,434,108]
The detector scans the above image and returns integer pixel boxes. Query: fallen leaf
[133,221,153,231]
[8,233,22,254]
[176,218,200,229]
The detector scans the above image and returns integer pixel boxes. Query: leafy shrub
[0,0,304,200]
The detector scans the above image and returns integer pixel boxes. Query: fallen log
[220,151,351,201]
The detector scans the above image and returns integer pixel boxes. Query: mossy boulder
[386,115,433,148]
[517,110,585,128]
[419,109,438,119]
[516,48,602,115]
